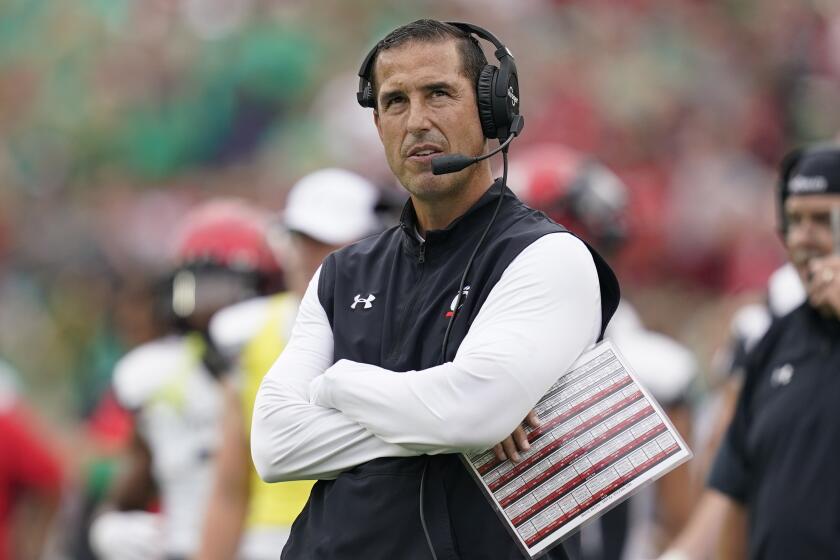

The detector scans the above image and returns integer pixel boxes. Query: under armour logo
[351,294,376,310]
[770,363,794,387]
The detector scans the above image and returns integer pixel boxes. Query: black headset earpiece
[447,22,521,141]
[356,21,523,142]
[356,45,378,109]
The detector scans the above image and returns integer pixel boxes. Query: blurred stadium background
[0,0,839,554]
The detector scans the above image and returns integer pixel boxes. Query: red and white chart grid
[464,341,692,558]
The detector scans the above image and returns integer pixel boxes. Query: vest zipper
[418,241,426,263]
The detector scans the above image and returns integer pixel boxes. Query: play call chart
[464,340,692,558]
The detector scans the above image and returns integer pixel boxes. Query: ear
[374,110,383,141]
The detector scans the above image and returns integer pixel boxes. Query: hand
[89,510,164,560]
[492,410,541,463]
[807,255,840,318]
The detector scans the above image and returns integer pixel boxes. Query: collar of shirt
[397,179,511,252]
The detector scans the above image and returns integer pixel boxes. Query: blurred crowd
[1,0,840,558]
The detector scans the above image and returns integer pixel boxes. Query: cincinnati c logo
[445,286,471,318]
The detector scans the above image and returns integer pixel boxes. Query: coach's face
[784,194,840,282]
[373,39,487,202]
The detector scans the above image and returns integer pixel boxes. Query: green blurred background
[1,0,838,422]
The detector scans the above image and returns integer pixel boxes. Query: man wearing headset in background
[252,20,619,559]
[661,145,840,560]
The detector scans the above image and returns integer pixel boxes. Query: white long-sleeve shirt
[251,232,601,482]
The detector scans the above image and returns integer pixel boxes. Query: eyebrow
[421,81,456,93]
[378,81,458,107]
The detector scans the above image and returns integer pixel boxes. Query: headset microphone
[431,117,522,175]
[430,154,476,176]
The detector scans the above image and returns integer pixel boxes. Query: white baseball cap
[283,168,381,245]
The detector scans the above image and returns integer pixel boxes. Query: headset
[356,21,524,144]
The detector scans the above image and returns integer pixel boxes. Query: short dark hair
[368,19,488,106]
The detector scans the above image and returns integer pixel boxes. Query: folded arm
[310,233,602,452]
[250,268,418,483]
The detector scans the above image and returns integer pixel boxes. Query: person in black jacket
[252,20,619,559]
[691,145,840,560]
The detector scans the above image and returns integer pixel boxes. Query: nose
[405,97,432,134]
[788,222,813,248]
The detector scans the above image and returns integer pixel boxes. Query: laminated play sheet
[463,340,692,558]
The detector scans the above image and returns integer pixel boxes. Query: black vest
[282,182,620,560]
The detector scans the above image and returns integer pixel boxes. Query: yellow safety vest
[240,293,314,527]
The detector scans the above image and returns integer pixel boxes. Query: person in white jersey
[89,199,282,560]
